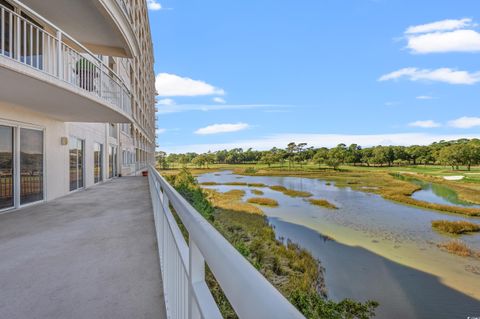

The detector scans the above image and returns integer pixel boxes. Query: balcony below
[0,177,167,319]
[0,4,132,123]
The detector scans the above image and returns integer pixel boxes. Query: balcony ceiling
[20,0,136,58]
[0,58,132,123]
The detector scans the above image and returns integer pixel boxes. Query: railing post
[56,30,62,79]
[99,63,103,98]
[120,86,124,111]
[16,15,20,61]
[188,239,204,319]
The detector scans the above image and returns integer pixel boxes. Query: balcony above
[0,4,133,123]
[18,0,138,58]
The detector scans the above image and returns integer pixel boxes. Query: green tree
[313,148,329,168]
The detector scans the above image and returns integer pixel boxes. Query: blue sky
[147,0,480,153]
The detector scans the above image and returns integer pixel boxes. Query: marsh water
[198,171,480,319]
[401,175,480,208]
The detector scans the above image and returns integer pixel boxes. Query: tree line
[157,138,480,171]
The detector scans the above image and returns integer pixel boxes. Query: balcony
[0,169,305,318]
[0,177,166,318]
[0,4,132,123]
[17,0,138,58]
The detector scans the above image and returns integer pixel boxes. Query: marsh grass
[223,189,246,197]
[251,189,264,195]
[205,189,263,215]
[437,240,479,257]
[200,181,219,186]
[269,185,313,198]
[270,185,288,192]
[247,197,279,207]
[248,182,267,187]
[308,199,338,209]
[385,194,480,216]
[432,220,480,234]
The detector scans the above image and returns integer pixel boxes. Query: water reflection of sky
[198,170,480,248]
[198,170,480,318]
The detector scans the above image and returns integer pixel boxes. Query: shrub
[289,290,378,319]
[166,168,214,221]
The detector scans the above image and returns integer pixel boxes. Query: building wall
[0,0,156,210]
[0,102,116,202]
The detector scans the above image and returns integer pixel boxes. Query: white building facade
[0,0,156,211]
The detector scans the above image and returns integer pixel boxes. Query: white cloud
[155,73,225,97]
[156,128,167,135]
[146,0,162,10]
[448,116,480,128]
[379,67,480,85]
[416,95,434,100]
[194,123,250,135]
[160,133,480,153]
[157,98,175,106]
[408,120,441,128]
[156,103,287,114]
[403,18,480,54]
[405,18,472,34]
[407,29,480,54]
[213,97,226,104]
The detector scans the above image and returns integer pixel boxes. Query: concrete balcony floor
[0,177,167,319]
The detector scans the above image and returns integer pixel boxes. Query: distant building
[0,0,156,211]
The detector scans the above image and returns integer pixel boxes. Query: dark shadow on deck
[0,177,167,319]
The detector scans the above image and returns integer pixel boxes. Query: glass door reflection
[94,143,102,183]
[0,125,14,209]
[69,137,84,191]
[20,128,44,205]
[109,145,117,178]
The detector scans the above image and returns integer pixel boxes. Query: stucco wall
[0,102,125,204]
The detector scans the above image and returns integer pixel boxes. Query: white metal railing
[0,3,132,117]
[147,166,305,319]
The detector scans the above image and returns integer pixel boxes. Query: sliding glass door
[0,125,14,210]
[93,143,103,183]
[20,128,44,205]
[69,137,84,191]
[0,125,44,209]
